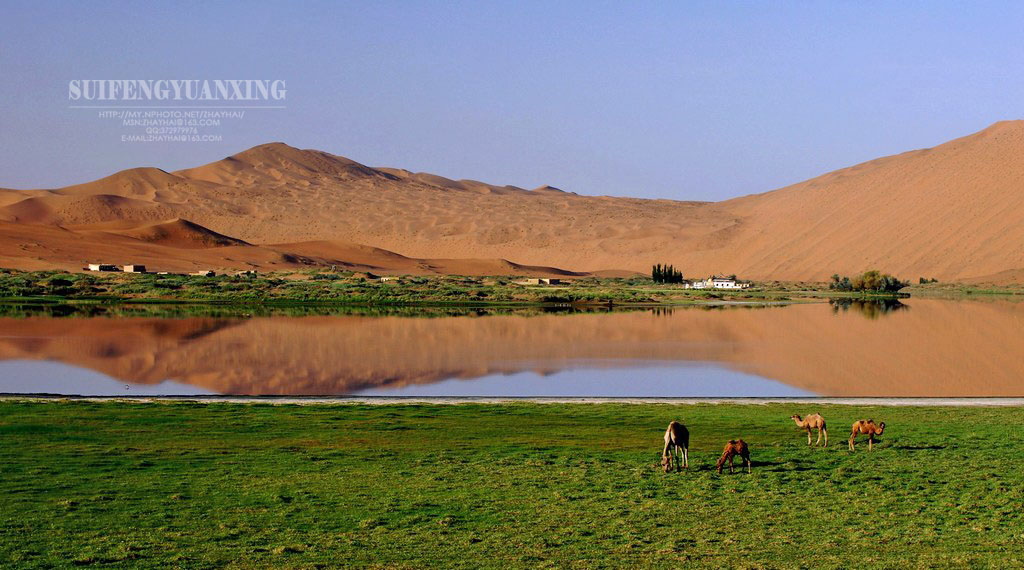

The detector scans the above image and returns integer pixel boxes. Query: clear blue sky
[1,1,1022,200]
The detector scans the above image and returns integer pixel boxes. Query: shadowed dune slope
[1,122,1023,281]
[90,218,252,249]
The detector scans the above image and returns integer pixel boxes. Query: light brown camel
[791,413,828,447]
[661,420,689,472]
[716,439,751,474]
[848,419,885,451]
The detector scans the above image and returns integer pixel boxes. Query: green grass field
[2,401,1022,568]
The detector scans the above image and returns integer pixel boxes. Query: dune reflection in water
[0,299,1021,397]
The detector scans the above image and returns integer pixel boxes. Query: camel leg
[815,429,822,447]
[729,456,735,473]
[823,428,828,447]
[683,447,688,469]
[849,435,855,451]
[868,436,873,451]
[746,455,751,474]
[807,429,812,446]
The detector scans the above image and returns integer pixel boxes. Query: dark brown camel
[716,439,751,474]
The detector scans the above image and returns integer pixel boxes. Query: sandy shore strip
[3,395,1024,406]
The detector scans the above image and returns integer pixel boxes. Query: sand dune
[0,221,286,272]
[0,220,588,276]
[1,122,1023,281]
[711,121,1024,282]
[176,142,399,186]
[87,218,252,249]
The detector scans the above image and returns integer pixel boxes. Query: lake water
[0,298,1021,397]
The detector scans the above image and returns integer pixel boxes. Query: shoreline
[4,395,1024,406]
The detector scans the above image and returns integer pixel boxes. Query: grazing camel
[661,420,689,472]
[848,419,885,451]
[716,439,751,474]
[790,413,828,447]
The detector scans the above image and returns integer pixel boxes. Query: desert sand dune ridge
[1,121,1023,281]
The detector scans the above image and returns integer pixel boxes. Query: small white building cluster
[87,264,147,273]
[685,276,750,290]
[514,278,562,285]
[86,264,218,277]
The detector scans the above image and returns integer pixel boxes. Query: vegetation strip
[0,268,927,306]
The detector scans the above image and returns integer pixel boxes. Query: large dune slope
[1,122,1022,281]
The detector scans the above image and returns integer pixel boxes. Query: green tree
[652,263,683,283]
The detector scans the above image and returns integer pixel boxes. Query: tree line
[829,270,908,293]
[651,264,684,284]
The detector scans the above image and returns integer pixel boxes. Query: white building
[86,264,119,272]
[685,277,750,290]
[515,278,562,285]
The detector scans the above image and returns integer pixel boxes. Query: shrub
[829,274,852,291]
[832,270,908,293]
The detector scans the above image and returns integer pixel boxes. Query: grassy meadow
[1,401,1022,568]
